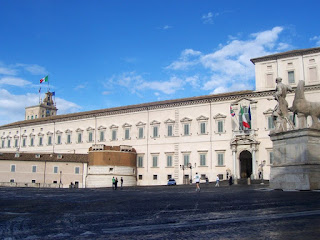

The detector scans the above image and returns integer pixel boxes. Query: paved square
[0,184,320,239]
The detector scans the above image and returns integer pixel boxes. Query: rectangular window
[100,131,104,141]
[269,151,274,165]
[266,73,274,88]
[11,165,16,172]
[57,135,61,144]
[39,137,43,146]
[153,126,158,138]
[112,130,117,141]
[88,132,93,142]
[152,155,158,167]
[48,136,52,145]
[22,138,26,147]
[138,127,144,139]
[7,139,11,148]
[138,175,143,180]
[78,133,82,143]
[200,122,206,134]
[153,175,158,180]
[268,116,275,130]
[184,154,190,166]
[138,156,143,167]
[67,134,71,144]
[54,166,58,174]
[184,124,190,135]
[1,140,4,148]
[14,139,18,148]
[32,180,36,183]
[30,138,34,146]
[32,165,37,173]
[217,121,223,133]
[167,155,172,167]
[309,67,317,82]
[217,153,224,166]
[10,179,14,183]
[200,154,206,166]
[167,125,173,136]
[125,129,130,140]
[167,174,172,180]
[75,167,80,174]
[288,71,295,84]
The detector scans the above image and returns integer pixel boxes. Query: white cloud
[16,64,48,75]
[161,25,172,30]
[167,26,288,94]
[0,77,31,87]
[0,88,81,126]
[310,36,320,46]
[0,66,17,75]
[202,12,214,24]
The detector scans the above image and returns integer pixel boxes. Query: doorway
[240,150,252,178]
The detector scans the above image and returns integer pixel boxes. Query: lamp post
[59,171,62,187]
[180,165,185,184]
[188,163,192,185]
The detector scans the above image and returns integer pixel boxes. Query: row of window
[9,165,80,174]
[137,152,225,168]
[138,173,216,181]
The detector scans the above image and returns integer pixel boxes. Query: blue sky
[0,0,320,125]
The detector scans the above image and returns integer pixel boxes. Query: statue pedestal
[270,128,320,190]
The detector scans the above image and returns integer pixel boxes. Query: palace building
[1,47,320,188]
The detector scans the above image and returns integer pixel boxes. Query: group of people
[112,177,123,190]
[193,173,233,191]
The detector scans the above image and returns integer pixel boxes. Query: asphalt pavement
[0,182,320,239]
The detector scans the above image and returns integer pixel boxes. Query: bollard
[247,177,251,185]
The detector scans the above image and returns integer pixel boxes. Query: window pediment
[65,129,72,133]
[180,117,192,122]
[98,126,106,130]
[37,133,44,136]
[76,128,83,132]
[164,118,175,124]
[29,133,35,137]
[196,115,209,121]
[56,130,62,134]
[14,135,19,139]
[122,123,132,128]
[150,120,160,125]
[86,127,95,131]
[47,131,53,135]
[263,108,274,115]
[213,113,227,119]
[109,124,118,129]
[136,121,146,126]
[231,97,257,106]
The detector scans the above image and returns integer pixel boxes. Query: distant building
[0,47,320,187]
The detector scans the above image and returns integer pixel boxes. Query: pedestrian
[229,175,233,186]
[121,177,123,189]
[194,172,200,192]
[112,177,115,190]
[115,177,118,190]
[215,175,220,187]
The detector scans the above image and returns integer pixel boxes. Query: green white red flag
[240,105,250,129]
[40,76,48,84]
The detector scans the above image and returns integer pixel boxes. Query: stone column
[251,144,256,179]
[232,145,237,179]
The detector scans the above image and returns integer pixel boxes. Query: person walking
[194,172,201,192]
[215,175,220,187]
[112,177,115,190]
[115,177,118,190]
[228,175,233,186]
[121,177,123,189]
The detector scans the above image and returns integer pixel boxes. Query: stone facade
[0,47,320,187]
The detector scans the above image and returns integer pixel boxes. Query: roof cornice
[250,47,320,64]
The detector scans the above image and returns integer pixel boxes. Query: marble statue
[271,77,295,132]
[290,80,320,129]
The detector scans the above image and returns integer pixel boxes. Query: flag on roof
[40,76,48,84]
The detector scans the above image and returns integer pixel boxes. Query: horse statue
[290,80,320,129]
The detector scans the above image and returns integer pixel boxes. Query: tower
[25,91,58,120]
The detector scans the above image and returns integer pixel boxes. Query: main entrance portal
[240,150,252,179]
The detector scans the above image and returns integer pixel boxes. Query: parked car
[167,178,176,186]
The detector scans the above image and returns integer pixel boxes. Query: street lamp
[188,163,192,185]
[59,171,62,187]
[180,165,185,184]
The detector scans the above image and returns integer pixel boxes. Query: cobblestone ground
[0,183,320,240]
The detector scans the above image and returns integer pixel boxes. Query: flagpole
[48,75,50,92]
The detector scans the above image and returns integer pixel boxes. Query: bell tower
[25,91,58,120]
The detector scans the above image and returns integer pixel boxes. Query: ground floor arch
[239,150,252,179]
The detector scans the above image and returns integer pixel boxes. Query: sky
[0,0,320,125]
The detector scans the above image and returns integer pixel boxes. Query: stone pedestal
[269,128,320,190]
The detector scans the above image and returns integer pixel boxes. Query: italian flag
[240,105,250,129]
[40,75,48,84]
